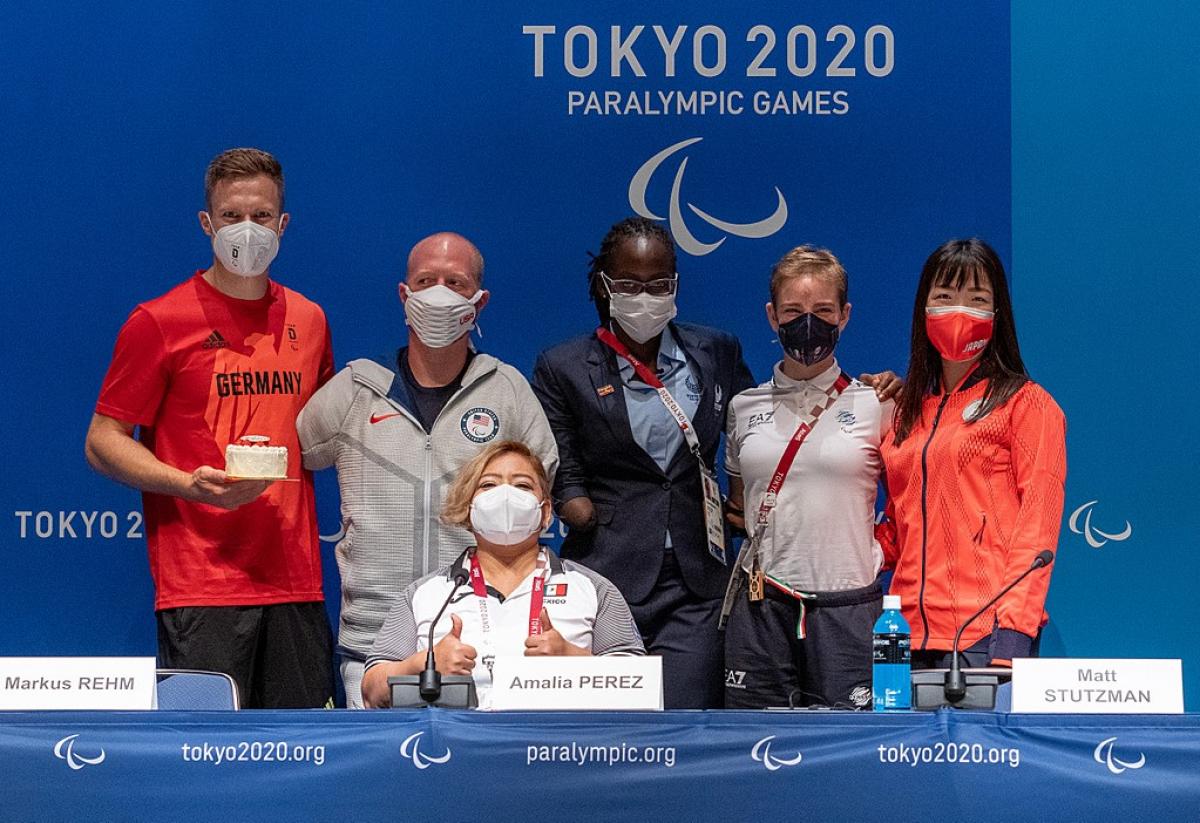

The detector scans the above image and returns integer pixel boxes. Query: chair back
[156,669,240,710]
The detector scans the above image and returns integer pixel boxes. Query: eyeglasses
[600,272,679,297]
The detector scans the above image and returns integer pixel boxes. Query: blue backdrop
[0,2,1194,708]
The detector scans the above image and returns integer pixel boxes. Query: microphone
[944,550,1055,703]
[418,568,470,703]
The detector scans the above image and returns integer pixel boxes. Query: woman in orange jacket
[879,239,1066,668]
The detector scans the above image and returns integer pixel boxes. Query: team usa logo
[460,408,500,443]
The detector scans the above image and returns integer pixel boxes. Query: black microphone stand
[912,550,1054,710]
[389,568,478,709]
[418,570,467,702]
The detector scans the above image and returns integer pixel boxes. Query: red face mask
[925,306,994,362]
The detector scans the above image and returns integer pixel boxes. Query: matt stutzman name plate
[1011,658,1183,714]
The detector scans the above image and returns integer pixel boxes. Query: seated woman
[361,440,644,708]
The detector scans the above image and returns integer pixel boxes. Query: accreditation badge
[700,468,726,564]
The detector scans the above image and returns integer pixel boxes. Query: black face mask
[778,312,840,366]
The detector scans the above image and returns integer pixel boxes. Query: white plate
[225,475,297,482]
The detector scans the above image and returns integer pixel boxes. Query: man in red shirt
[85,148,335,708]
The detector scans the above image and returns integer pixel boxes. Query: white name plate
[1011,658,1183,714]
[0,657,156,710]
[490,656,663,711]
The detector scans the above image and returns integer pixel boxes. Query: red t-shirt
[96,272,334,610]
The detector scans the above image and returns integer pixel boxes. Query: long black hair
[587,216,677,325]
[892,238,1029,444]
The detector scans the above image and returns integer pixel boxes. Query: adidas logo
[201,330,229,349]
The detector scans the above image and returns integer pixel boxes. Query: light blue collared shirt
[617,326,700,471]
[616,326,700,549]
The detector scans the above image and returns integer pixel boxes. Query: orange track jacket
[878,378,1066,660]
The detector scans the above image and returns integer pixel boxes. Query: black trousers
[911,630,1043,669]
[627,550,725,709]
[157,602,334,709]
[724,576,882,709]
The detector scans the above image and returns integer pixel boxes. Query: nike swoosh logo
[369,412,403,424]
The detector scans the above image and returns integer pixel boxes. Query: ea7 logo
[400,732,451,770]
[724,669,747,689]
[53,735,106,770]
[750,735,802,771]
[1069,501,1132,549]
[629,137,787,256]
[1093,737,1145,775]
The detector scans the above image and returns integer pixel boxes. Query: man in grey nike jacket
[297,232,557,707]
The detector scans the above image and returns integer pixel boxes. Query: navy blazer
[532,322,756,602]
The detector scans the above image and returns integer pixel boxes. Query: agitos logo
[750,735,803,771]
[53,734,106,771]
[400,732,451,770]
[1068,500,1132,549]
[629,137,788,256]
[1093,737,1146,775]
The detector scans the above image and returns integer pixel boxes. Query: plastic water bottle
[873,594,912,711]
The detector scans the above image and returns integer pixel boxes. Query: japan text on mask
[924,305,994,362]
[402,284,485,348]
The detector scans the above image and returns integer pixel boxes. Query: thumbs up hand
[525,607,590,657]
[434,613,477,675]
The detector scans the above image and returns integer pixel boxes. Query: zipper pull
[973,512,987,543]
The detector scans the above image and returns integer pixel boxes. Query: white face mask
[469,484,544,546]
[207,215,281,278]
[402,284,484,348]
[607,290,677,344]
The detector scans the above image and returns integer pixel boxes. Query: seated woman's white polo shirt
[367,548,644,708]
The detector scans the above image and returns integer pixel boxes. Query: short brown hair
[769,245,848,307]
[440,441,550,529]
[204,148,284,210]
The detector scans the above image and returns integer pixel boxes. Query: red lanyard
[596,326,730,564]
[753,371,853,530]
[468,549,550,639]
[595,327,704,459]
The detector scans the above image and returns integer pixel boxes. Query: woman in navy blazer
[532,216,755,708]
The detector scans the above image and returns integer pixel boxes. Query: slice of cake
[224,435,288,479]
